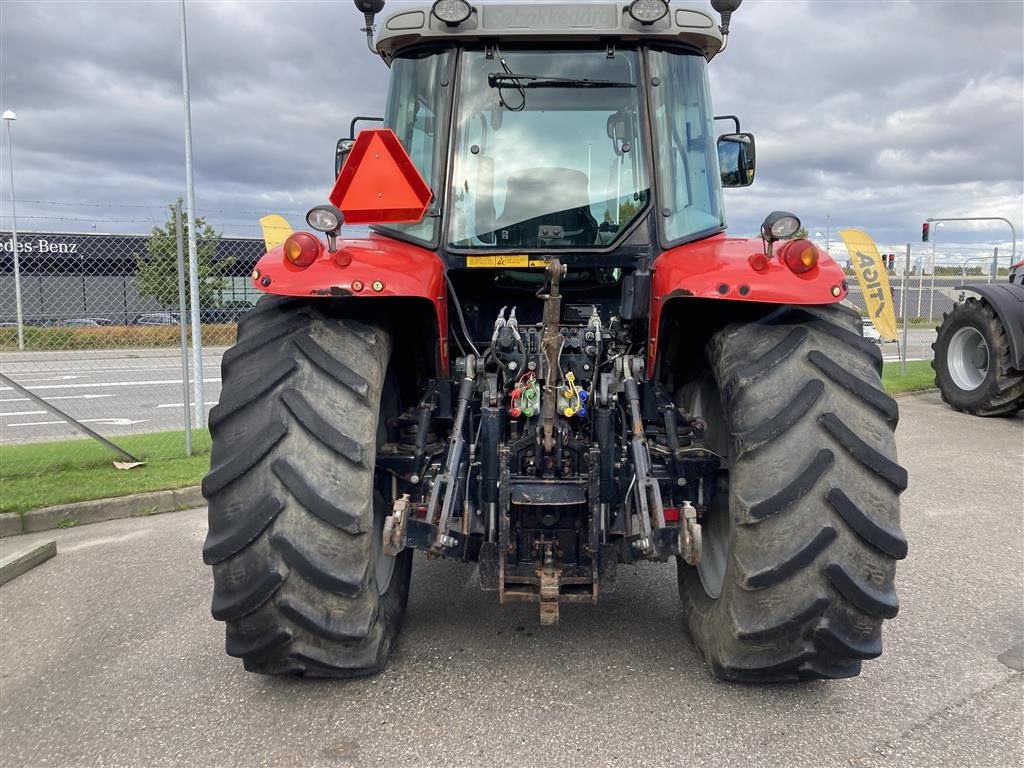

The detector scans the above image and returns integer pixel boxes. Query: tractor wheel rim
[948,326,989,391]
[373,498,396,595]
[691,377,729,600]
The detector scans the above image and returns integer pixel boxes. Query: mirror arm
[714,115,741,133]
[361,12,377,53]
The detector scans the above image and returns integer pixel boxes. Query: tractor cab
[344,0,754,265]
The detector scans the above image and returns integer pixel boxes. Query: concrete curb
[0,486,204,538]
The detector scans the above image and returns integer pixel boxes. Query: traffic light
[922,222,930,242]
[887,254,895,270]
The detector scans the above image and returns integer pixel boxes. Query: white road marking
[1,410,47,417]
[156,402,218,409]
[0,394,114,404]
[0,378,221,392]
[7,417,151,427]
[4,375,84,382]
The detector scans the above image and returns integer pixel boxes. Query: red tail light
[748,252,770,271]
[283,232,322,268]
[778,239,819,274]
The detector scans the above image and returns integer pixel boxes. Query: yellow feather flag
[259,214,293,251]
[839,228,899,341]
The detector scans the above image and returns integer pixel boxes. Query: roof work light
[627,0,669,24]
[432,0,472,25]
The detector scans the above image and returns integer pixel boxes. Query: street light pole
[927,215,1018,274]
[2,110,25,350]
[179,0,205,428]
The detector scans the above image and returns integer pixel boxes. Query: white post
[180,0,205,427]
[916,248,924,319]
[928,228,938,323]
[901,244,910,376]
[175,202,193,456]
[3,111,25,350]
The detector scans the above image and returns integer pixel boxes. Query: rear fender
[252,233,449,372]
[648,234,849,375]
[955,283,1024,369]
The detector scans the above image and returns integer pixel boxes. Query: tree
[135,200,233,309]
[783,226,809,241]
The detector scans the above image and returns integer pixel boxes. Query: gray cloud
[1,0,1021,263]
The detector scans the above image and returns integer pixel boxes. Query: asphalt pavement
[1,391,1021,768]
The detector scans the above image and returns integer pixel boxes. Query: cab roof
[375,2,724,61]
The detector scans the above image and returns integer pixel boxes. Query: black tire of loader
[677,303,909,682]
[932,298,1024,417]
[201,295,412,677]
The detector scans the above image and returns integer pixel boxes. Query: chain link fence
[1,218,263,464]
[841,242,1010,365]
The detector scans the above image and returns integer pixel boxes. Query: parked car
[133,312,181,326]
[199,308,251,324]
[861,318,882,343]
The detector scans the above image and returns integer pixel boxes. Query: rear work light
[283,232,323,268]
[778,239,820,274]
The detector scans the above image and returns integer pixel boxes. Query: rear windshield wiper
[487,73,636,89]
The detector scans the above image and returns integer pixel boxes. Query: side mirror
[335,139,356,179]
[336,116,384,178]
[717,132,755,188]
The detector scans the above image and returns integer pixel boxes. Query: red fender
[647,233,849,371]
[252,232,449,371]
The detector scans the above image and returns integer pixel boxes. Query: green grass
[0,430,210,515]
[882,360,936,394]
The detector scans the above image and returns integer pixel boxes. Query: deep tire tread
[270,531,365,597]
[271,458,363,534]
[819,412,908,491]
[678,304,906,682]
[226,626,292,660]
[740,526,837,590]
[202,495,285,565]
[204,297,411,677]
[808,349,899,425]
[202,422,287,498]
[293,334,371,401]
[281,388,365,466]
[735,379,823,456]
[211,568,285,622]
[826,487,908,559]
[208,359,297,430]
[278,594,375,642]
[824,562,900,618]
[745,448,834,522]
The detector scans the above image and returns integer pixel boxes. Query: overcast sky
[1,0,1022,264]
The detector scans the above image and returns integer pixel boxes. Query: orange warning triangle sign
[329,129,433,225]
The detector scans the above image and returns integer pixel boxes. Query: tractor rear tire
[677,303,908,681]
[202,296,412,677]
[932,298,1024,416]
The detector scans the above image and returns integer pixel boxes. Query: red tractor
[203,0,908,681]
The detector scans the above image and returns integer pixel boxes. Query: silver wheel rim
[372,497,396,595]
[691,378,730,600]
[948,326,990,391]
